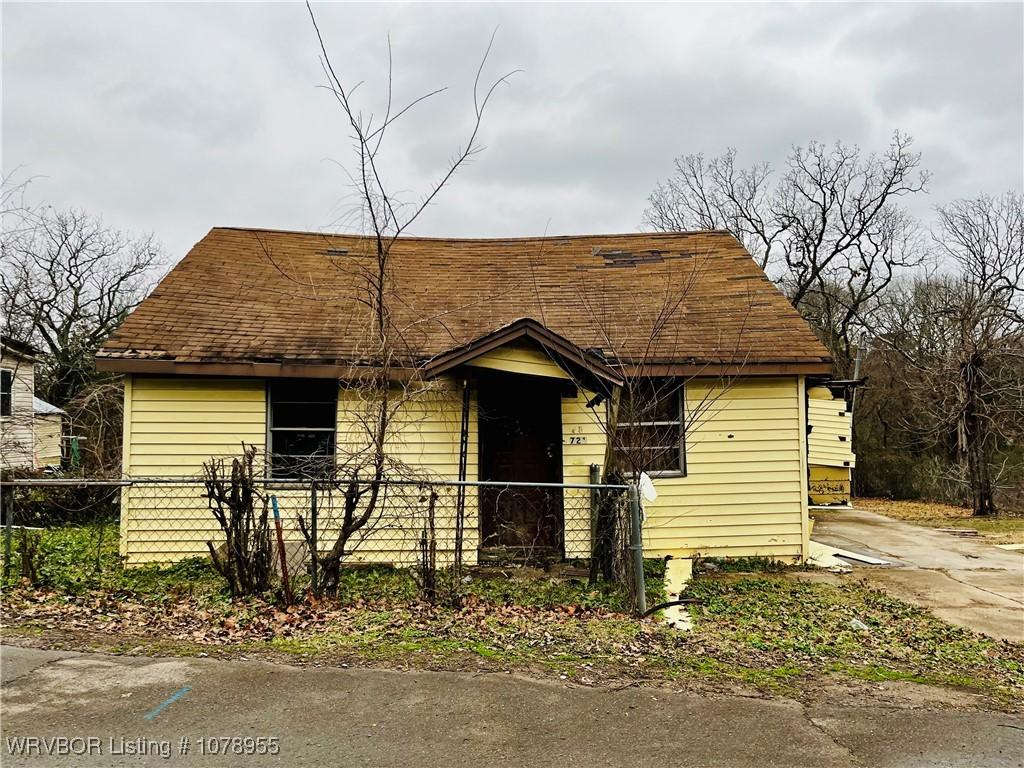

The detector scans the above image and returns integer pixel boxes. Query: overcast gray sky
[3,1,1022,261]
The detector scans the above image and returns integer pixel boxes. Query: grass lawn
[2,523,1022,707]
[855,498,1024,545]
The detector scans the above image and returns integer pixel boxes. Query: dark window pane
[270,379,337,403]
[268,379,338,478]
[613,447,679,474]
[269,430,336,480]
[619,378,680,423]
[1,370,11,417]
[271,430,335,457]
[642,445,681,473]
[271,402,335,429]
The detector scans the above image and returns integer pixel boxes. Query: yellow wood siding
[33,414,63,467]
[332,378,480,566]
[122,377,267,563]
[118,366,810,566]
[642,377,808,562]
[466,342,571,379]
[561,387,606,557]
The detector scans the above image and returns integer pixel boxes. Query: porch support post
[454,377,471,573]
[588,463,600,585]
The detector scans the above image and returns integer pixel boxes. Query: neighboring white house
[1,337,65,471]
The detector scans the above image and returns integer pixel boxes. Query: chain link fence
[1,474,646,611]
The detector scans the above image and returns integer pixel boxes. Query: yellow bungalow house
[96,228,833,566]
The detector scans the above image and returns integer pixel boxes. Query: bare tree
[644,133,929,373]
[876,192,1023,515]
[60,380,125,476]
[1,207,164,405]
[275,2,517,596]
[0,170,37,231]
[1,206,164,476]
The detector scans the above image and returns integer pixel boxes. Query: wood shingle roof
[97,227,831,376]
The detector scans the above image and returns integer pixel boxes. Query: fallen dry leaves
[856,497,976,521]
[0,587,657,661]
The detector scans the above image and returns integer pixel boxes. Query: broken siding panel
[642,377,806,562]
[807,387,855,467]
[809,465,851,505]
[807,386,853,505]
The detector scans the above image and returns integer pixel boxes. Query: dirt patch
[800,674,993,711]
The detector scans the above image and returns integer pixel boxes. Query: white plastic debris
[849,618,870,632]
[638,472,658,502]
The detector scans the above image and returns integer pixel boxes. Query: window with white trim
[268,379,337,479]
[613,378,686,475]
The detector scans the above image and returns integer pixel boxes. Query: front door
[478,373,564,558]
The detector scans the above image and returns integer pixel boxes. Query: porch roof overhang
[420,318,626,391]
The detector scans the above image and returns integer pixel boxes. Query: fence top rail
[0,476,631,491]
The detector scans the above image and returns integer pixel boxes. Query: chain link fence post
[588,464,600,584]
[3,486,12,580]
[310,481,319,596]
[627,483,646,616]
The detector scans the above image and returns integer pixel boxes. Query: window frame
[612,378,687,478]
[1,369,13,418]
[266,379,338,480]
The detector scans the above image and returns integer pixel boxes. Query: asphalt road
[1,646,1022,767]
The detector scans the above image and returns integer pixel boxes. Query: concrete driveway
[812,508,1024,642]
[2,646,1022,768]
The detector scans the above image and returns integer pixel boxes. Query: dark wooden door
[478,374,564,558]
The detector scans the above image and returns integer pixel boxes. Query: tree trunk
[962,357,997,517]
[318,553,341,597]
[965,437,997,516]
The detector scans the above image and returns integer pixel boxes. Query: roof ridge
[210,226,734,242]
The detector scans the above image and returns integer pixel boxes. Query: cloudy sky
[3,2,1022,261]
